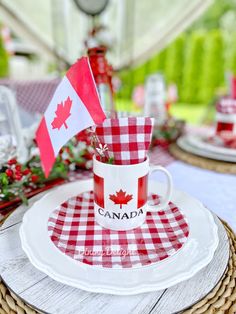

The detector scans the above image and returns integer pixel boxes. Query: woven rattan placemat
[0,220,235,314]
[169,144,236,175]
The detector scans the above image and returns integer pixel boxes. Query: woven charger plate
[169,143,236,174]
[0,220,236,314]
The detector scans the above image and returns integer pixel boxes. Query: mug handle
[145,166,173,212]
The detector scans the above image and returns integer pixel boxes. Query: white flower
[96,144,108,157]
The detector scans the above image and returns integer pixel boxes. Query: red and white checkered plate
[48,191,189,269]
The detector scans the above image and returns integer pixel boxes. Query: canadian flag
[94,174,147,209]
[36,57,106,177]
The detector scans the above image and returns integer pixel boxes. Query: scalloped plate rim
[19,179,218,295]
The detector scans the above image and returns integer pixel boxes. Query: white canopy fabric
[0,0,213,69]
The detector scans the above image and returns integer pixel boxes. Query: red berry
[5,169,13,177]
[15,164,22,171]
[83,152,93,160]
[15,171,22,178]
[64,159,70,165]
[7,158,17,165]
[22,169,31,175]
[15,174,22,181]
[31,175,39,183]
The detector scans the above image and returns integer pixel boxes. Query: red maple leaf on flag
[51,96,72,130]
[109,189,133,209]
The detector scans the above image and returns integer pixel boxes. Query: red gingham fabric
[0,78,60,113]
[217,98,236,114]
[95,117,154,165]
[68,170,93,181]
[48,191,189,269]
[149,147,175,167]
[217,131,236,149]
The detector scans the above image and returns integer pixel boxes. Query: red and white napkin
[216,98,236,114]
[219,131,236,149]
[95,117,154,165]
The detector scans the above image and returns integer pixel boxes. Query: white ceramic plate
[20,180,218,295]
[178,136,236,163]
[186,134,236,157]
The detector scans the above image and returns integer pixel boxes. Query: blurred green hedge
[0,33,9,78]
[118,29,236,104]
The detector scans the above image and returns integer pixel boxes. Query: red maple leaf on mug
[51,96,72,130]
[109,189,133,209]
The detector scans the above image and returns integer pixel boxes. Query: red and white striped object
[36,57,106,176]
[48,191,189,269]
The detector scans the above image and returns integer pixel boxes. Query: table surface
[0,185,229,314]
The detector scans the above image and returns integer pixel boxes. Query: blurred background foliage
[1,0,236,124]
[0,30,9,78]
[117,0,236,106]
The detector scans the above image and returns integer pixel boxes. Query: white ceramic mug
[93,156,173,231]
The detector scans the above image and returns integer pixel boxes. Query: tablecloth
[0,78,60,114]
[151,160,236,231]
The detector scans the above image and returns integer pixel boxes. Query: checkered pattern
[68,170,93,181]
[217,98,236,114]
[149,146,175,167]
[95,117,154,165]
[217,131,236,149]
[0,78,60,113]
[48,191,189,269]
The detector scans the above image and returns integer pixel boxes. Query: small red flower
[5,169,13,177]
[31,175,39,183]
[7,158,17,165]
